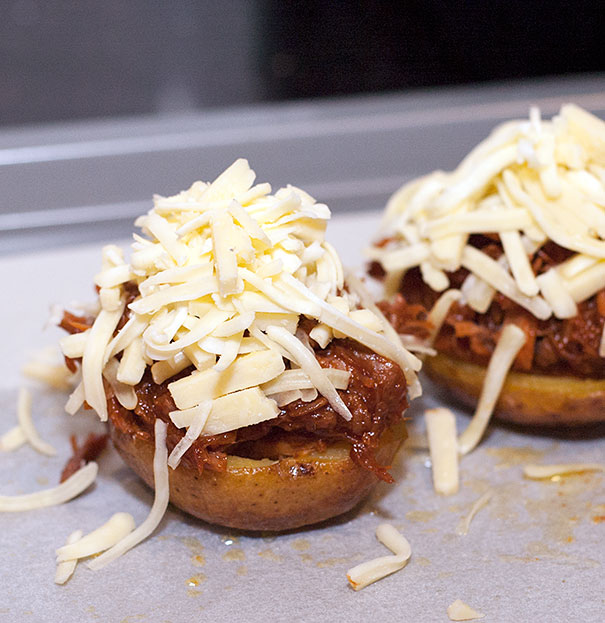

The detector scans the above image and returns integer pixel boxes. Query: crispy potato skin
[109,421,406,531]
[425,353,605,426]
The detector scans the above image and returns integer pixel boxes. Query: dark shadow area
[1,0,603,126]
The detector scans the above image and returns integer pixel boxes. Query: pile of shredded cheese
[368,105,605,495]
[60,159,420,465]
[368,104,605,344]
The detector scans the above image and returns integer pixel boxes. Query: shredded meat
[380,235,605,378]
[107,338,407,483]
[60,433,109,482]
[59,311,93,335]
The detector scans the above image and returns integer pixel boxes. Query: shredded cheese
[56,512,136,563]
[62,159,419,435]
[458,324,526,455]
[447,599,485,621]
[266,325,352,421]
[88,420,169,570]
[167,401,211,469]
[346,524,411,591]
[55,530,83,585]
[22,360,74,391]
[17,387,56,456]
[426,289,462,345]
[81,304,125,421]
[523,463,605,479]
[0,462,98,512]
[425,407,459,495]
[0,426,26,452]
[370,105,605,326]
[456,490,494,536]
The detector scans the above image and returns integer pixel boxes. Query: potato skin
[109,421,406,531]
[425,353,605,426]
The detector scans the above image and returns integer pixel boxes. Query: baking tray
[1,78,604,622]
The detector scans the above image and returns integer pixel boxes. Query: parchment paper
[1,211,603,622]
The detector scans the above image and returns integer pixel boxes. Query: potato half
[425,353,605,426]
[109,420,406,531]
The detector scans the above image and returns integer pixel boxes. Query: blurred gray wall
[0,0,263,125]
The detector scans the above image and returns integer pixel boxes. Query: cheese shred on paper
[347,523,411,591]
[62,158,419,444]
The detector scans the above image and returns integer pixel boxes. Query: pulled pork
[108,338,407,483]
[378,235,605,378]
[63,298,409,483]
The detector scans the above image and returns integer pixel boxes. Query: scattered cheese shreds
[458,324,526,455]
[54,530,83,585]
[425,408,459,495]
[17,387,56,456]
[347,524,411,591]
[0,462,98,512]
[447,599,485,621]
[22,360,75,390]
[523,463,605,479]
[456,490,494,536]
[87,420,169,570]
[56,512,136,562]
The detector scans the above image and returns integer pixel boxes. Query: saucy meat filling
[62,302,408,483]
[377,235,605,378]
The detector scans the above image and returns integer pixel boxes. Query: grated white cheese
[346,524,412,591]
[56,512,135,563]
[458,324,526,455]
[81,304,125,422]
[54,530,83,585]
[167,401,211,469]
[103,359,137,410]
[88,420,169,570]
[168,349,285,410]
[456,489,494,536]
[523,463,605,479]
[369,105,605,327]
[0,462,98,512]
[65,380,85,416]
[425,407,459,495]
[17,387,56,456]
[447,599,485,621]
[22,360,75,391]
[261,368,350,395]
[266,325,352,421]
[0,425,27,452]
[61,160,418,459]
[536,269,578,318]
[427,289,462,346]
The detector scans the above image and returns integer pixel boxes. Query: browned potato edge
[109,420,407,531]
[424,353,605,426]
